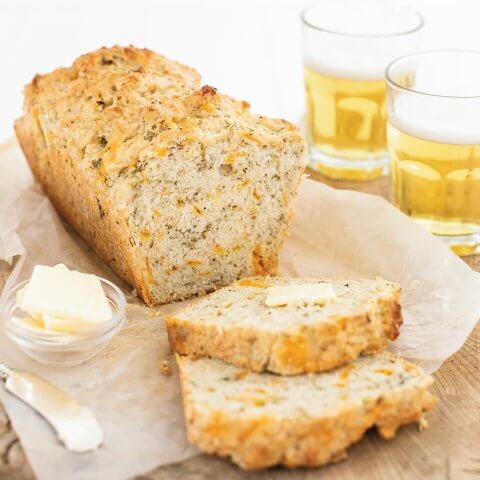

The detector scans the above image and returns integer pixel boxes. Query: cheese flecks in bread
[167,277,403,375]
[15,46,307,306]
[265,282,336,306]
[177,353,435,470]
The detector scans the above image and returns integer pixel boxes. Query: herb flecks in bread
[15,45,306,305]
[167,277,403,374]
[177,352,435,470]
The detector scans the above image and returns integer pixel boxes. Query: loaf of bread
[15,46,306,305]
[177,352,435,470]
[167,277,402,374]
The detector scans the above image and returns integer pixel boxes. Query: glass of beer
[387,50,480,255]
[302,1,423,180]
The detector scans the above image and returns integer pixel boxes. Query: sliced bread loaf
[167,277,402,375]
[15,46,306,306]
[177,352,435,470]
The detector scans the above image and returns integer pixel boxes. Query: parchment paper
[0,139,479,480]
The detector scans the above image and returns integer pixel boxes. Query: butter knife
[0,362,103,452]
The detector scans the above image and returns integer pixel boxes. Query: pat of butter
[265,283,336,307]
[17,264,111,333]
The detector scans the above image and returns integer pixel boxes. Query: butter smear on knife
[16,264,111,333]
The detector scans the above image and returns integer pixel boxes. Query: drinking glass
[302,0,423,180]
[386,50,480,255]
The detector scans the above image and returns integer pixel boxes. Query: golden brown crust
[167,280,402,375]
[385,293,403,340]
[21,45,303,175]
[14,116,155,305]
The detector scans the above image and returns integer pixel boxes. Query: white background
[1,0,479,142]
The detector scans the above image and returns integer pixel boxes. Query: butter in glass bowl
[1,264,126,366]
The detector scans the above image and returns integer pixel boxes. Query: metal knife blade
[0,362,103,452]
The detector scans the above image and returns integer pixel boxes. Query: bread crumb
[160,359,172,376]
[131,288,138,297]
[418,417,428,431]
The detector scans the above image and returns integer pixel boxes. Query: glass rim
[301,1,424,38]
[386,49,480,99]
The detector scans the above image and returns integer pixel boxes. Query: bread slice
[15,45,306,306]
[177,352,435,470]
[167,277,402,375]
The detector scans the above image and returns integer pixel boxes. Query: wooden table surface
[1,172,479,480]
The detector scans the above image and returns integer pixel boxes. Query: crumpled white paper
[0,139,479,480]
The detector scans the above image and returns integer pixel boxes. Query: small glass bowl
[1,277,126,367]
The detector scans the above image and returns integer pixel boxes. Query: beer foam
[387,52,480,144]
[305,58,384,81]
[389,102,480,145]
[302,2,422,81]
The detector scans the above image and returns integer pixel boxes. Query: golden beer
[301,2,423,181]
[388,122,480,254]
[304,67,387,180]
